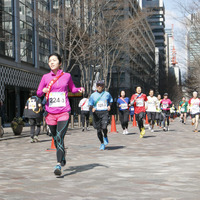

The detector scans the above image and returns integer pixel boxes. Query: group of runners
[23,53,200,176]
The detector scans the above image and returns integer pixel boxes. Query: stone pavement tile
[0,119,200,200]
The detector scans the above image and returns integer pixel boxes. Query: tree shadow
[105,146,125,150]
[57,163,108,178]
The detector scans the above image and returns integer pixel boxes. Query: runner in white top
[146,89,158,132]
[78,94,90,131]
[188,91,200,132]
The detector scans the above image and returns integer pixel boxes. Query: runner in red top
[130,86,147,138]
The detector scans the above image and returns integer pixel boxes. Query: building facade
[0,0,82,122]
[104,0,156,98]
[142,0,167,93]
[187,13,200,70]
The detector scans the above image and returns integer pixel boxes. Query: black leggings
[81,111,90,127]
[48,120,69,166]
[119,110,129,130]
[135,112,145,131]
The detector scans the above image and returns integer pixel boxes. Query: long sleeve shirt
[37,69,81,114]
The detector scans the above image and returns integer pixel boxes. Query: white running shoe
[148,125,151,130]
[151,129,154,132]
[125,129,129,134]
[123,130,126,135]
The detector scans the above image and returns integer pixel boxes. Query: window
[0,0,14,58]
[38,0,50,69]
[19,0,34,63]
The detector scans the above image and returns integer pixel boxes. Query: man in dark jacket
[24,90,43,143]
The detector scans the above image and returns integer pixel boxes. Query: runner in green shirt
[179,97,188,124]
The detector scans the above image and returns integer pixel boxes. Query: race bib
[181,107,185,112]
[49,92,66,107]
[131,107,134,111]
[97,101,107,110]
[162,104,168,109]
[121,103,128,110]
[28,100,36,110]
[136,99,143,107]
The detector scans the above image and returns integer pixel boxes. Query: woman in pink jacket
[37,53,84,176]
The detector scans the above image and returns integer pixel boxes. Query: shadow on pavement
[143,136,156,138]
[58,163,108,178]
[126,132,137,135]
[105,146,125,150]
[38,139,52,143]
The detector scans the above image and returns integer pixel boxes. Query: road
[0,118,200,200]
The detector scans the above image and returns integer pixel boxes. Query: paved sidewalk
[0,119,200,200]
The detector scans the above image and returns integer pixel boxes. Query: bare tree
[35,0,156,95]
[176,0,200,95]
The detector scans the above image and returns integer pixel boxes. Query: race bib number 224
[49,92,66,107]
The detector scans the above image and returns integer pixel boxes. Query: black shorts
[93,111,109,130]
[147,112,156,120]
[135,112,145,121]
[191,113,200,119]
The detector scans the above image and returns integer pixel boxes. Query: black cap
[96,80,105,86]
[164,93,168,96]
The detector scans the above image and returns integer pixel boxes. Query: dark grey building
[142,0,167,93]
[104,0,156,98]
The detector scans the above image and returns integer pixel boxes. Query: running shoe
[125,129,129,134]
[103,137,109,145]
[34,136,40,142]
[193,129,198,133]
[148,125,151,130]
[30,138,35,143]
[140,128,145,138]
[54,165,62,176]
[82,127,85,132]
[151,129,154,133]
[86,127,89,131]
[122,130,126,135]
[100,144,105,150]
[192,122,195,125]
[163,127,166,131]
[166,126,169,131]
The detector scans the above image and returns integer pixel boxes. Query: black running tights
[48,120,69,165]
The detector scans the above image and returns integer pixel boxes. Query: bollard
[70,114,74,129]
[78,114,81,128]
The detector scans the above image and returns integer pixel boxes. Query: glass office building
[0,0,82,121]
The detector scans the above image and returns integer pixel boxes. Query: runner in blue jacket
[89,80,113,150]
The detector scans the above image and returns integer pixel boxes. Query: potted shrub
[11,117,25,135]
